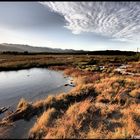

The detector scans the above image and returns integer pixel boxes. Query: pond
[0,68,71,108]
[0,68,72,138]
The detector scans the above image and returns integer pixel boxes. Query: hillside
[0,43,138,56]
[0,43,78,53]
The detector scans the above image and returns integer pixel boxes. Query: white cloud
[40,2,140,42]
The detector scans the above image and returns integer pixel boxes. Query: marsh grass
[0,54,139,139]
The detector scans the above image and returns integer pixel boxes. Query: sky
[0,2,140,51]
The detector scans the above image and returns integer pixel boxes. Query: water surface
[0,68,71,108]
[0,68,72,139]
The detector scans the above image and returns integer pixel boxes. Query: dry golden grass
[29,108,57,139]
[44,99,93,139]
[17,98,31,111]
[129,88,140,98]
[127,61,140,73]
[0,56,140,139]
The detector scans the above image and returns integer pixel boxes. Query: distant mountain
[0,43,83,53]
[0,43,137,56]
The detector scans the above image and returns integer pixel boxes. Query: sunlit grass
[0,54,139,139]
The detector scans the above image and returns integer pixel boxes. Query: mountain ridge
[0,43,138,56]
[0,43,83,53]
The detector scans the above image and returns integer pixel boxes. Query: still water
[0,68,72,139]
[0,68,71,108]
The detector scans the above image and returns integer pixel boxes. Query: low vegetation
[0,53,139,139]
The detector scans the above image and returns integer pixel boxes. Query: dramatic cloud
[41,2,140,42]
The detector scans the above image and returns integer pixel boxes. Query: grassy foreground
[0,53,140,139]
